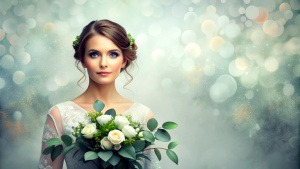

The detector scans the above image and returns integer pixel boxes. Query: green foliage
[126,115,142,130]
[72,123,85,138]
[63,144,75,156]
[42,145,54,155]
[61,135,73,146]
[162,122,178,130]
[105,108,116,118]
[154,129,171,142]
[143,131,155,142]
[168,142,179,149]
[108,154,121,166]
[84,151,98,161]
[51,145,63,161]
[98,151,113,162]
[131,161,142,169]
[45,138,63,145]
[166,150,178,164]
[147,118,158,131]
[124,138,136,146]
[154,149,161,161]
[132,140,145,152]
[93,100,105,112]
[86,111,103,123]
[118,145,136,160]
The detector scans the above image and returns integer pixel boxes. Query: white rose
[108,130,125,145]
[97,115,113,126]
[122,125,137,138]
[100,137,113,150]
[114,144,121,151]
[81,123,97,139]
[114,116,130,130]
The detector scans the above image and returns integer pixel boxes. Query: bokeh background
[0,0,299,168]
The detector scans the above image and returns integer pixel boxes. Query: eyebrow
[87,49,121,53]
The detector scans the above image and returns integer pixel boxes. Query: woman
[38,20,160,169]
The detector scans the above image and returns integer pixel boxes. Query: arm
[38,106,64,169]
[144,110,155,125]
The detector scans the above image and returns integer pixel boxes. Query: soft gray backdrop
[0,0,299,168]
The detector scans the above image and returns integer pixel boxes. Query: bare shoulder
[145,109,155,124]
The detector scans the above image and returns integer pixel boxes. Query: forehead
[85,34,120,51]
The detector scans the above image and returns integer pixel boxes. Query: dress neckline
[69,101,136,115]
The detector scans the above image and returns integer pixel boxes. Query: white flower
[114,144,121,151]
[81,123,97,139]
[97,115,113,126]
[135,128,140,132]
[108,130,125,145]
[138,131,144,138]
[100,137,113,150]
[114,116,130,130]
[122,125,137,138]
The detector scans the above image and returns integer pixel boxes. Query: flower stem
[143,147,168,151]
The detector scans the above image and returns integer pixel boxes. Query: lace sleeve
[38,106,64,169]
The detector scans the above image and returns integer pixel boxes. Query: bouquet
[42,100,179,168]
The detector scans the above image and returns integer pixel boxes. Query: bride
[38,19,160,169]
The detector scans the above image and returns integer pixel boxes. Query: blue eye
[89,52,99,58]
[110,52,119,58]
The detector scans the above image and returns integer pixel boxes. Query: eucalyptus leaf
[108,154,121,166]
[98,151,113,162]
[132,161,142,169]
[116,160,125,169]
[105,108,116,118]
[147,118,158,131]
[168,142,179,149]
[143,131,155,143]
[154,149,161,161]
[100,159,111,168]
[132,140,145,152]
[154,129,171,142]
[42,145,54,155]
[61,135,73,146]
[84,151,98,161]
[93,100,105,112]
[166,150,178,165]
[45,138,63,146]
[63,144,75,156]
[137,154,151,161]
[118,145,136,160]
[51,145,63,162]
[162,122,178,130]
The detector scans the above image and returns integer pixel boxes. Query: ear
[81,60,87,68]
[121,58,127,68]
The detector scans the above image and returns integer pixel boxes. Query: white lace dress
[38,101,161,169]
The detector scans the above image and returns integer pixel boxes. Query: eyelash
[88,52,119,58]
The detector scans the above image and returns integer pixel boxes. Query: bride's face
[82,34,127,85]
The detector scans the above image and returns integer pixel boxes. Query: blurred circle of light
[0,77,5,89]
[251,30,265,45]
[290,0,300,10]
[203,64,215,76]
[8,35,18,45]
[184,43,201,58]
[44,22,56,33]
[2,19,17,34]
[184,11,197,24]
[13,111,22,121]
[191,0,200,4]
[284,10,293,20]
[293,65,300,77]
[149,24,161,36]
[235,57,248,70]
[210,74,237,103]
[283,84,295,96]
[15,36,27,47]
[246,46,259,60]
[245,5,259,20]
[245,20,253,27]
[136,33,148,45]
[0,29,5,41]
[219,42,234,58]
[13,71,26,85]
[168,55,181,67]
[245,90,254,99]
[0,45,6,55]
[263,20,282,37]
[224,23,240,38]
[221,0,226,3]
[74,0,87,5]
[26,18,36,29]
[284,37,300,56]
[20,52,31,65]
[161,78,173,90]
[181,30,196,44]
[264,57,279,72]
[244,0,250,4]
[209,36,224,52]
[239,7,245,14]
[217,16,229,28]
[13,5,24,16]
[10,45,25,57]
[201,20,217,36]
[0,55,14,69]
[253,7,269,24]
[279,3,291,13]
[229,60,244,77]
[259,71,279,88]
[182,57,195,72]
[241,15,247,22]
[287,25,298,37]
[278,18,286,25]
[152,49,165,61]
[17,24,30,36]
[55,74,69,86]
[207,5,216,14]
[229,4,241,17]
[241,71,258,88]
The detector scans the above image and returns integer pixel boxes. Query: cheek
[110,60,123,71]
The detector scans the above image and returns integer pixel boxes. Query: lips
[97,72,111,76]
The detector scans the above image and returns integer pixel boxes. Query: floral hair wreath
[72,34,136,50]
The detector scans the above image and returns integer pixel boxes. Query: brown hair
[73,19,138,88]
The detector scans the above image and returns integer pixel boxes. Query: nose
[100,55,108,68]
